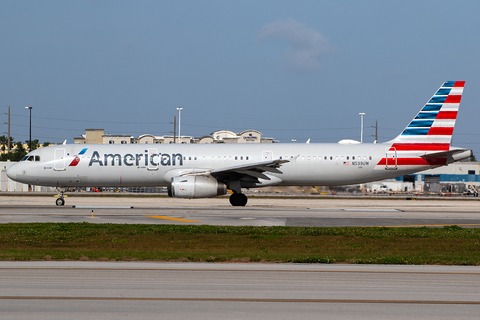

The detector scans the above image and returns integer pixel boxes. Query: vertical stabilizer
[388,81,465,151]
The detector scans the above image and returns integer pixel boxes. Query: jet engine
[169,175,227,199]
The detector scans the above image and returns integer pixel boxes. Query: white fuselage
[6,142,464,189]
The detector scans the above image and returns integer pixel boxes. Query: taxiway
[0,195,479,227]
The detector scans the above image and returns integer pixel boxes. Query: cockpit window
[20,155,40,162]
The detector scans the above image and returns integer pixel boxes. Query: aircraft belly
[39,165,168,187]
[279,162,377,186]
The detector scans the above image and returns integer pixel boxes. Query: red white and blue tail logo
[377,81,467,169]
[389,81,464,152]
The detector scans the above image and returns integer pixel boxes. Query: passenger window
[330,156,332,160]
[307,156,310,160]
[346,156,349,160]
[235,156,238,160]
[240,156,243,160]
[246,156,249,160]
[324,156,327,160]
[369,156,372,160]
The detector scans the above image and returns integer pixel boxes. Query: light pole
[359,112,365,143]
[25,106,32,151]
[176,107,183,143]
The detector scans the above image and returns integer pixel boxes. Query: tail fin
[388,81,465,151]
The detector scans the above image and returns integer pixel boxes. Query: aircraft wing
[209,159,289,182]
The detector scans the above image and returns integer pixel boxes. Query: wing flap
[210,159,289,182]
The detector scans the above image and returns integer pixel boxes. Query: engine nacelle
[169,175,227,199]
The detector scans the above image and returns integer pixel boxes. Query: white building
[74,129,275,144]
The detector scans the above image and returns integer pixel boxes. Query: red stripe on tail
[427,127,454,135]
[377,158,447,166]
[444,95,461,103]
[436,111,457,119]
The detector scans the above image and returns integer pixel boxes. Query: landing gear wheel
[229,193,248,207]
[56,198,65,206]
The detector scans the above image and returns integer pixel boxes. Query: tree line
[0,135,50,161]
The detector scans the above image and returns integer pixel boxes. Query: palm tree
[0,135,7,152]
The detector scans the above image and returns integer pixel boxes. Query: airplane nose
[6,165,16,180]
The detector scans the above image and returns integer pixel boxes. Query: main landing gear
[229,192,248,207]
[55,188,65,206]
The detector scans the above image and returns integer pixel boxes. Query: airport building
[364,161,480,194]
[74,129,275,145]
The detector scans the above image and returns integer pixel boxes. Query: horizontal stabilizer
[420,148,472,160]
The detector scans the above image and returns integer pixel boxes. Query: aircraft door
[262,150,273,161]
[385,147,397,170]
[147,148,159,171]
[54,148,66,171]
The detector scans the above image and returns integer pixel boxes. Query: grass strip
[0,223,479,265]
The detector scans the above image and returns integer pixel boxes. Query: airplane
[6,81,472,206]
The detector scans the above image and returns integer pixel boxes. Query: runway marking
[0,296,478,304]
[144,215,202,223]
[341,209,401,212]
[73,206,134,209]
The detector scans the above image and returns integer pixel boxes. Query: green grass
[0,223,479,265]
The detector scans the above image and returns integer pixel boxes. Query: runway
[0,195,479,227]
[0,261,479,319]
[1,197,480,318]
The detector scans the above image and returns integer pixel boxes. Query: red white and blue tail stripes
[389,81,464,152]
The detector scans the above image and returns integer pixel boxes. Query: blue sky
[1,0,479,155]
